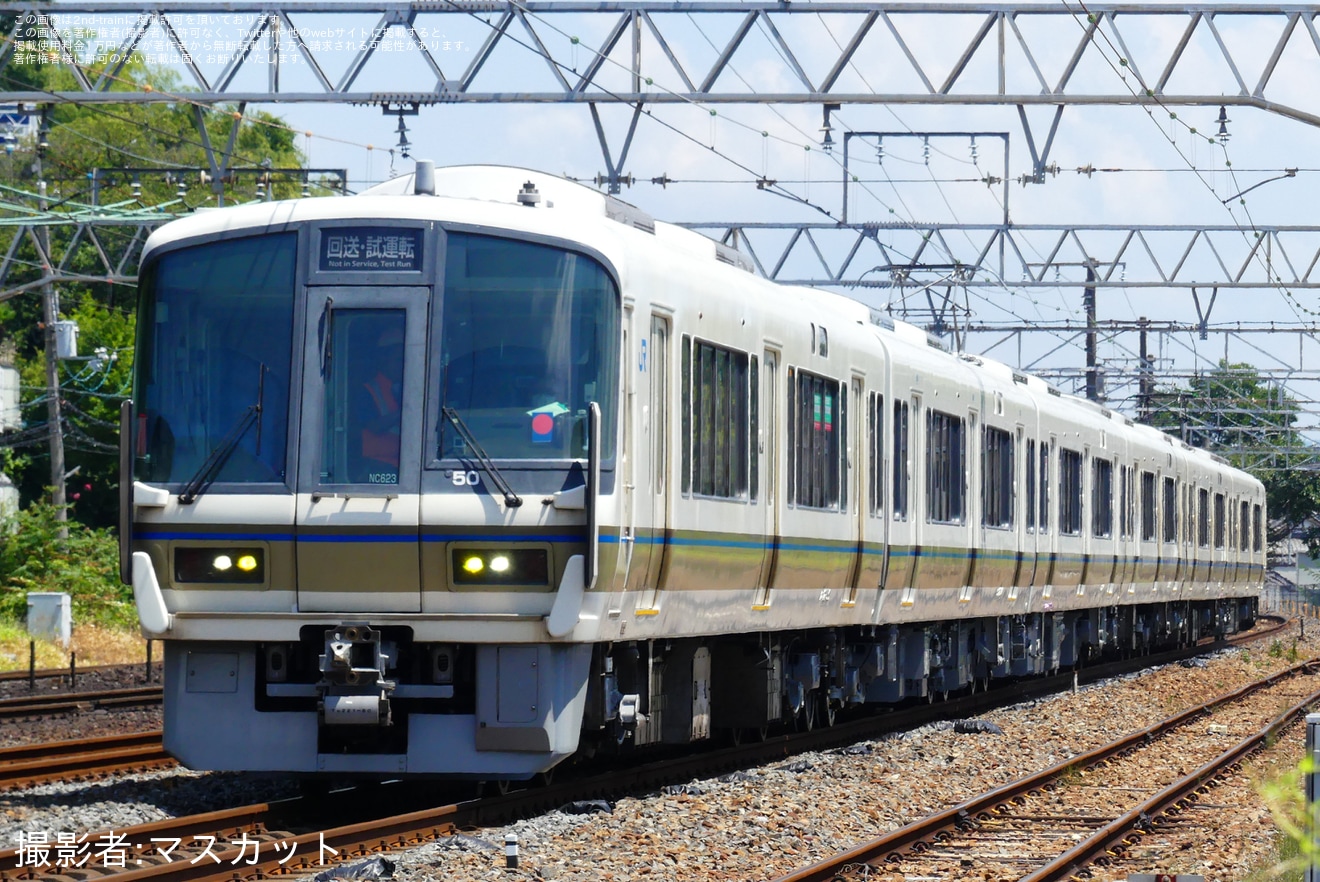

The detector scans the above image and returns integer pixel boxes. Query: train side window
[1213,492,1226,549]
[1197,488,1210,547]
[1127,467,1137,538]
[1185,485,1194,545]
[651,318,669,496]
[868,391,884,516]
[1025,439,1037,531]
[981,425,1013,529]
[1141,471,1157,541]
[750,355,759,502]
[1118,465,1130,539]
[681,335,691,495]
[1091,458,1113,538]
[893,400,910,520]
[1038,442,1050,534]
[926,409,965,525]
[685,338,753,500]
[1253,503,1262,552]
[788,368,843,510]
[1058,448,1082,535]
[1239,499,1249,551]
[1162,476,1177,543]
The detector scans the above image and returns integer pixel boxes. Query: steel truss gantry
[3,2,1319,117]
[7,3,1320,183]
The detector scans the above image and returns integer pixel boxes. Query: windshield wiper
[179,364,266,505]
[442,406,523,508]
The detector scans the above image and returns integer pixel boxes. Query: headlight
[451,548,549,586]
[175,547,265,584]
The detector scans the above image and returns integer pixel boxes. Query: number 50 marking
[452,470,482,487]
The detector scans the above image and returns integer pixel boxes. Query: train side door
[637,315,670,608]
[755,349,780,603]
[295,287,427,612]
[613,306,636,595]
[844,375,865,605]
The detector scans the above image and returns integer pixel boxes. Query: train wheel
[797,696,817,731]
[819,694,837,728]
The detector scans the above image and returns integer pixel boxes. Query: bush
[0,500,134,629]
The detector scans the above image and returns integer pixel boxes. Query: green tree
[1150,360,1320,550]
[0,31,310,527]
[0,499,131,628]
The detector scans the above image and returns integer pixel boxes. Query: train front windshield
[133,228,618,488]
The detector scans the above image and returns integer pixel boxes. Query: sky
[25,0,1320,430]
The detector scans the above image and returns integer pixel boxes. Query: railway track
[0,618,1291,882]
[0,686,163,719]
[0,663,149,685]
[0,731,171,792]
[773,658,1319,882]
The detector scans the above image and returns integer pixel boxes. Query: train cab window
[1213,492,1226,549]
[134,233,296,485]
[1058,448,1083,535]
[1253,503,1263,552]
[893,400,910,520]
[1091,458,1113,538]
[437,233,618,461]
[788,368,844,509]
[981,426,1013,529]
[682,338,754,500]
[1162,477,1177,543]
[1197,488,1210,547]
[1140,471,1157,541]
[926,409,965,524]
[867,392,884,516]
[322,310,406,485]
[1039,443,1050,534]
[1239,500,1250,551]
[1025,439,1037,531]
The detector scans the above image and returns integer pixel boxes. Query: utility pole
[1084,260,1099,402]
[1138,316,1153,423]
[35,106,67,536]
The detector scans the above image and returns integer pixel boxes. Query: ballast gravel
[394,627,1316,882]
[1,626,1312,882]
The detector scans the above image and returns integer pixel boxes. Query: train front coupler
[316,623,396,726]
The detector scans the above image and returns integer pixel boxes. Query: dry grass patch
[0,621,149,671]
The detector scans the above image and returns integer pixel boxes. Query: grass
[0,620,151,671]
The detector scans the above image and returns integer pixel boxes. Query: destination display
[318,227,422,272]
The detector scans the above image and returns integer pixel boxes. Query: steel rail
[0,804,279,878]
[0,686,163,719]
[1022,680,1320,881]
[0,663,156,684]
[772,653,1314,882]
[0,730,170,791]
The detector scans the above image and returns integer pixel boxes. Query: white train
[121,164,1263,779]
